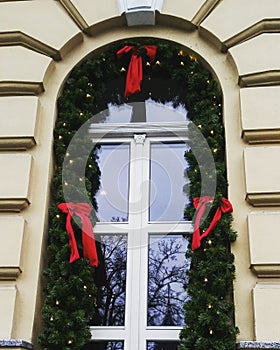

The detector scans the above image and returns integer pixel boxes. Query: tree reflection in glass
[147,234,190,326]
[92,234,127,326]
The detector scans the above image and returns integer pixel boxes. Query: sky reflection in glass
[95,144,129,222]
[149,143,189,221]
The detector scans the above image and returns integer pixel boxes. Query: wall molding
[58,0,89,31]
[192,0,221,26]
[0,267,21,281]
[251,264,280,278]
[0,199,30,213]
[246,193,280,207]
[239,70,280,87]
[223,19,280,52]
[0,32,61,60]
[242,129,280,144]
[0,138,36,151]
[0,82,44,96]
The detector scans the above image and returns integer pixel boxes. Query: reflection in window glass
[91,100,188,124]
[92,235,127,326]
[146,99,188,122]
[149,143,189,221]
[83,341,124,350]
[147,341,180,350]
[95,144,129,222]
[147,234,190,326]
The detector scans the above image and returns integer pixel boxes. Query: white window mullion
[138,137,151,350]
[126,134,146,350]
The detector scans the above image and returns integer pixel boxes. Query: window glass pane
[146,99,188,122]
[147,341,180,350]
[83,341,124,350]
[95,144,129,222]
[92,234,127,326]
[92,103,133,123]
[90,100,188,124]
[147,234,190,326]
[149,143,189,221]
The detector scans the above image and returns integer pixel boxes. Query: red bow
[117,45,157,97]
[192,196,233,250]
[58,202,98,267]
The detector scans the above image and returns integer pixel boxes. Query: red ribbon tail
[192,228,202,250]
[191,197,213,251]
[201,208,222,240]
[65,212,80,264]
[81,216,98,267]
[124,53,142,97]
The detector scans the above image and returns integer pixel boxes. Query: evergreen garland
[39,39,238,349]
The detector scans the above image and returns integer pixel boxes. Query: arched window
[39,40,237,350]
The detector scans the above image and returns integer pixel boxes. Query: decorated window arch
[39,39,238,350]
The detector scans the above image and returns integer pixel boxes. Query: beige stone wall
[0,0,280,347]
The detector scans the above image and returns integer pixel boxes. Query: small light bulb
[189,54,197,61]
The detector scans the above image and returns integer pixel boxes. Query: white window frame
[89,122,192,350]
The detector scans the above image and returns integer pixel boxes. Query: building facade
[1,0,280,349]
